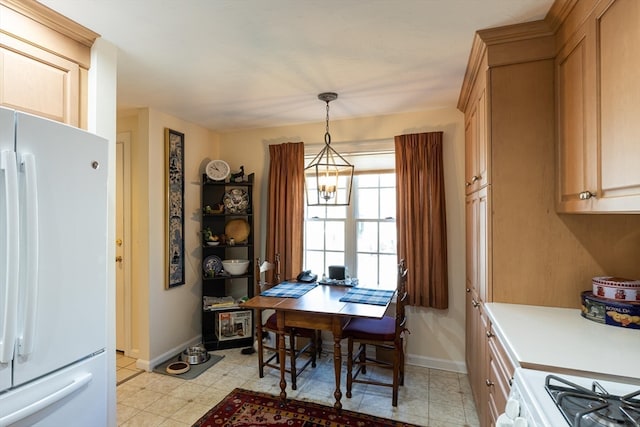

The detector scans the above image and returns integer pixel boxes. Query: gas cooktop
[545,374,640,427]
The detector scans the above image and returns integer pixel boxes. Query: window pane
[307,205,326,219]
[325,252,345,271]
[326,206,346,219]
[379,222,396,254]
[379,255,398,289]
[325,222,345,251]
[356,221,378,253]
[357,188,378,219]
[356,253,378,286]
[305,221,325,250]
[305,251,325,274]
[380,188,396,219]
[380,173,395,187]
[358,174,378,187]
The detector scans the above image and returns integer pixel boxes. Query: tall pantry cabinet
[458,22,558,427]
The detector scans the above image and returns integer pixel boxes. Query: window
[304,172,397,289]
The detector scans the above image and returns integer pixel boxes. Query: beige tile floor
[116,348,479,427]
[116,352,145,385]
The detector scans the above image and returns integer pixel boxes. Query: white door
[12,112,108,387]
[115,132,131,352]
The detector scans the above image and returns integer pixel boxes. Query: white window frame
[303,171,397,288]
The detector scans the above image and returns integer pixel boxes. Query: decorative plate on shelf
[225,219,250,242]
[223,188,249,213]
[203,255,223,275]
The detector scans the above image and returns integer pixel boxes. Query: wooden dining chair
[342,259,409,406]
[254,254,317,390]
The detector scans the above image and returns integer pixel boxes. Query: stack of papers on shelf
[203,296,237,310]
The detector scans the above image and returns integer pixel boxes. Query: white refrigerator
[0,107,109,426]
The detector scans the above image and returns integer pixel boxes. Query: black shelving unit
[201,172,255,350]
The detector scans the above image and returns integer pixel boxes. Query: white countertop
[484,303,640,384]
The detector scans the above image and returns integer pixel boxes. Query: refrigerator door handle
[0,372,92,426]
[17,153,39,357]
[0,150,19,364]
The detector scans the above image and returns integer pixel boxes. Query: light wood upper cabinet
[0,0,98,128]
[556,0,640,212]
[464,57,489,195]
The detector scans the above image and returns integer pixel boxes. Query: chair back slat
[255,253,280,294]
[395,259,409,339]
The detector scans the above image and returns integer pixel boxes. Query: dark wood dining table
[240,282,392,410]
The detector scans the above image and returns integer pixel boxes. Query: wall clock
[206,160,231,181]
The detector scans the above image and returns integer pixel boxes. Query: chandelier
[304,92,354,206]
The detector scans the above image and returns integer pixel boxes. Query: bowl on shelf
[222,259,250,276]
[206,241,220,246]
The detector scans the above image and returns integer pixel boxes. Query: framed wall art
[165,128,185,288]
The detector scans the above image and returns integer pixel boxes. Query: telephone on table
[296,270,318,283]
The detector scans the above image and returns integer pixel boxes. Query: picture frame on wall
[165,128,185,288]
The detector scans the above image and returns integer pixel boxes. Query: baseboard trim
[136,336,204,371]
[320,341,467,374]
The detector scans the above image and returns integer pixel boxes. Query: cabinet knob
[486,330,494,338]
[579,191,596,200]
[485,379,494,387]
[472,299,479,308]
[471,175,480,183]
[115,256,123,263]
[466,288,471,293]
[465,181,471,187]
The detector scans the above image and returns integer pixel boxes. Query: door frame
[116,131,132,354]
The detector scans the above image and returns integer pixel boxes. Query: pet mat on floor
[152,352,224,379]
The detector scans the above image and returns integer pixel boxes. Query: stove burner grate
[545,375,640,427]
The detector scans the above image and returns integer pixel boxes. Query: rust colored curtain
[266,142,305,281]
[395,132,448,309]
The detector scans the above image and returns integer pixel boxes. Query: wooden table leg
[332,320,343,412]
[276,310,287,405]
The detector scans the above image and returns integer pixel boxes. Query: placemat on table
[260,281,317,298]
[339,287,395,305]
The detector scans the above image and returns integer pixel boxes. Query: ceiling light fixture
[304,92,354,206]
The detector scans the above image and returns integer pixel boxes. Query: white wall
[87,37,118,427]
[219,108,467,371]
[117,108,220,369]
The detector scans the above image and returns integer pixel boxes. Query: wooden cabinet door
[465,186,489,301]
[0,35,80,126]
[556,22,597,213]
[464,87,488,194]
[465,289,489,427]
[595,0,640,211]
[465,186,491,426]
[557,0,640,213]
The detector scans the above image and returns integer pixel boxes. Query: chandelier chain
[325,101,331,145]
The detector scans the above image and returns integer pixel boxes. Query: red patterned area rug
[192,388,422,427]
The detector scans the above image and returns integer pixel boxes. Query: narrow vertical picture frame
[165,128,185,288]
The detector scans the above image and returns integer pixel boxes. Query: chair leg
[359,343,367,374]
[399,338,405,386]
[310,331,317,368]
[346,337,354,399]
[257,322,265,378]
[392,344,399,407]
[289,332,297,390]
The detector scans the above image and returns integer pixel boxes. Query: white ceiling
[39,0,553,132]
